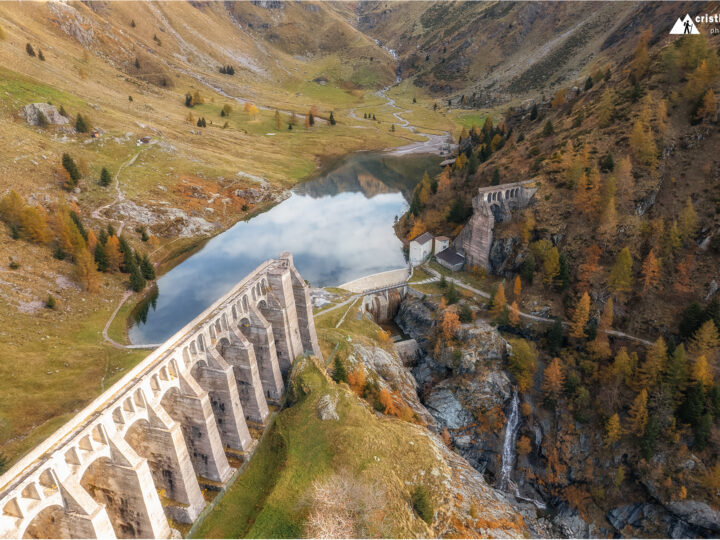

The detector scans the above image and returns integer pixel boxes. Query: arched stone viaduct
[0,253,320,539]
[455,180,539,268]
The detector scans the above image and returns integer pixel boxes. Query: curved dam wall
[0,253,320,539]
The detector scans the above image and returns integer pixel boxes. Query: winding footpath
[91,150,142,235]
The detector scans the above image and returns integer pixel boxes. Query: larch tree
[690,320,720,359]
[542,357,565,402]
[513,275,522,298]
[626,389,649,434]
[612,347,634,385]
[490,284,507,317]
[569,291,591,339]
[615,155,634,202]
[509,301,520,327]
[589,298,613,359]
[664,344,688,402]
[0,190,25,226]
[440,310,460,340]
[605,413,622,446]
[641,249,661,292]
[74,247,99,293]
[692,355,714,388]
[665,220,682,258]
[638,337,667,390]
[673,255,694,294]
[598,89,615,127]
[578,244,602,290]
[629,120,657,167]
[543,246,560,284]
[696,89,718,123]
[508,338,538,393]
[20,206,50,244]
[608,247,633,298]
[86,229,97,255]
[678,197,698,244]
[105,235,122,272]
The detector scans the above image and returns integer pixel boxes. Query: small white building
[409,231,433,266]
[434,236,450,254]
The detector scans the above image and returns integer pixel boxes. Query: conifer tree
[692,355,714,388]
[627,389,648,434]
[569,291,590,339]
[329,111,336,125]
[513,275,522,298]
[62,153,80,185]
[608,247,633,298]
[612,347,634,385]
[86,229,97,255]
[129,262,146,292]
[20,206,50,244]
[74,247,99,292]
[26,43,35,56]
[542,357,565,402]
[509,301,520,326]
[140,254,155,281]
[664,344,688,403]
[490,284,507,317]
[543,246,560,284]
[638,337,667,390]
[641,249,661,292]
[75,114,88,133]
[605,413,622,446]
[598,89,615,127]
[690,320,720,358]
[105,235,122,272]
[99,167,112,187]
[332,356,347,383]
[678,197,698,244]
[94,241,109,272]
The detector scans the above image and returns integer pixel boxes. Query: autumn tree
[0,190,24,226]
[692,355,714,388]
[598,89,615,127]
[513,275,522,298]
[626,389,648,434]
[612,347,634,385]
[440,310,460,340]
[19,206,50,244]
[542,357,565,403]
[589,298,613,359]
[690,320,719,359]
[551,89,566,109]
[569,291,590,339]
[508,338,538,392]
[629,120,657,167]
[605,413,622,446]
[696,89,718,123]
[674,255,694,294]
[105,235,122,272]
[678,197,698,244]
[641,249,661,292]
[638,337,667,390]
[347,367,366,395]
[608,247,633,298]
[74,247,99,292]
[543,246,560,284]
[577,244,601,290]
[490,284,507,317]
[509,301,520,327]
[615,155,634,202]
[517,436,532,456]
[379,388,399,416]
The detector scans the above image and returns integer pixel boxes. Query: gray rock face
[425,385,473,429]
[316,394,339,421]
[489,236,518,276]
[23,103,69,126]
[665,500,720,533]
[395,297,435,346]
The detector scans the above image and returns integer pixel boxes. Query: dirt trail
[91,150,142,235]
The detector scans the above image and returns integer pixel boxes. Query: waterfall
[497,389,519,491]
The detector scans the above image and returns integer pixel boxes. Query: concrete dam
[0,253,321,539]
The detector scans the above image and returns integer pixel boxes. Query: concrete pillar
[23,479,117,539]
[288,265,322,358]
[219,328,270,425]
[79,436,171,539]
[263,265,304,374]
[238,306,284,402]
[159,375,233,484]
[123,404,205,524]
[193,348,254,452]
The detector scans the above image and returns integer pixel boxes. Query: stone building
[409,231,433,266]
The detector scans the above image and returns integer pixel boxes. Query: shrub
[459,303,473,323]
[8,258,19,269]
[411,485,433,524]
[45,295,56,309]
[26,43,35,57]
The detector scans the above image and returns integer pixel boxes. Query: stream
[498,389,519,492]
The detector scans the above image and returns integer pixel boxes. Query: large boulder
[395,297,435,346]
[23,103,69,126]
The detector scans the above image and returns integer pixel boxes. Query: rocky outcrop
[395,296,436,347]
[23,103,69,126]
[488,236,519,276]
[349,343,436,427]
[316,394,339,421]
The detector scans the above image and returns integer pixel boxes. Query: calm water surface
[129,152,440,344]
